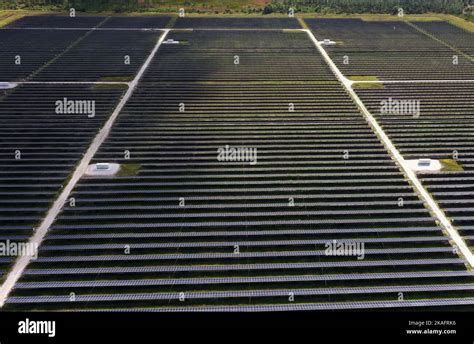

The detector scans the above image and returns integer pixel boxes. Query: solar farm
[0,14,474,313]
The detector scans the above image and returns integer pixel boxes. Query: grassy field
[139,0,269,12]
[0,10,36,27]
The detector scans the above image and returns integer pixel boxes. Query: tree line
[265,0,469,15]
[0,0,472,15]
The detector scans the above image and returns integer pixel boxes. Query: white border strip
[304,28,474,269]
[0,29,170,308]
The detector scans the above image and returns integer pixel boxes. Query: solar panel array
[0,17,163,282]
[8,15,172,29]
[0,84,125,279]
[306,18,474,80]
[2,16,164,82]
[173,17,301,29]
[32,30,162,81]
[142,30,334,82]
[355,82,474,254]
[0,29,85,81]
[412,21,474,57]
[101,16,172,29]
[4,24,474,311]
[0,16,473,311]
